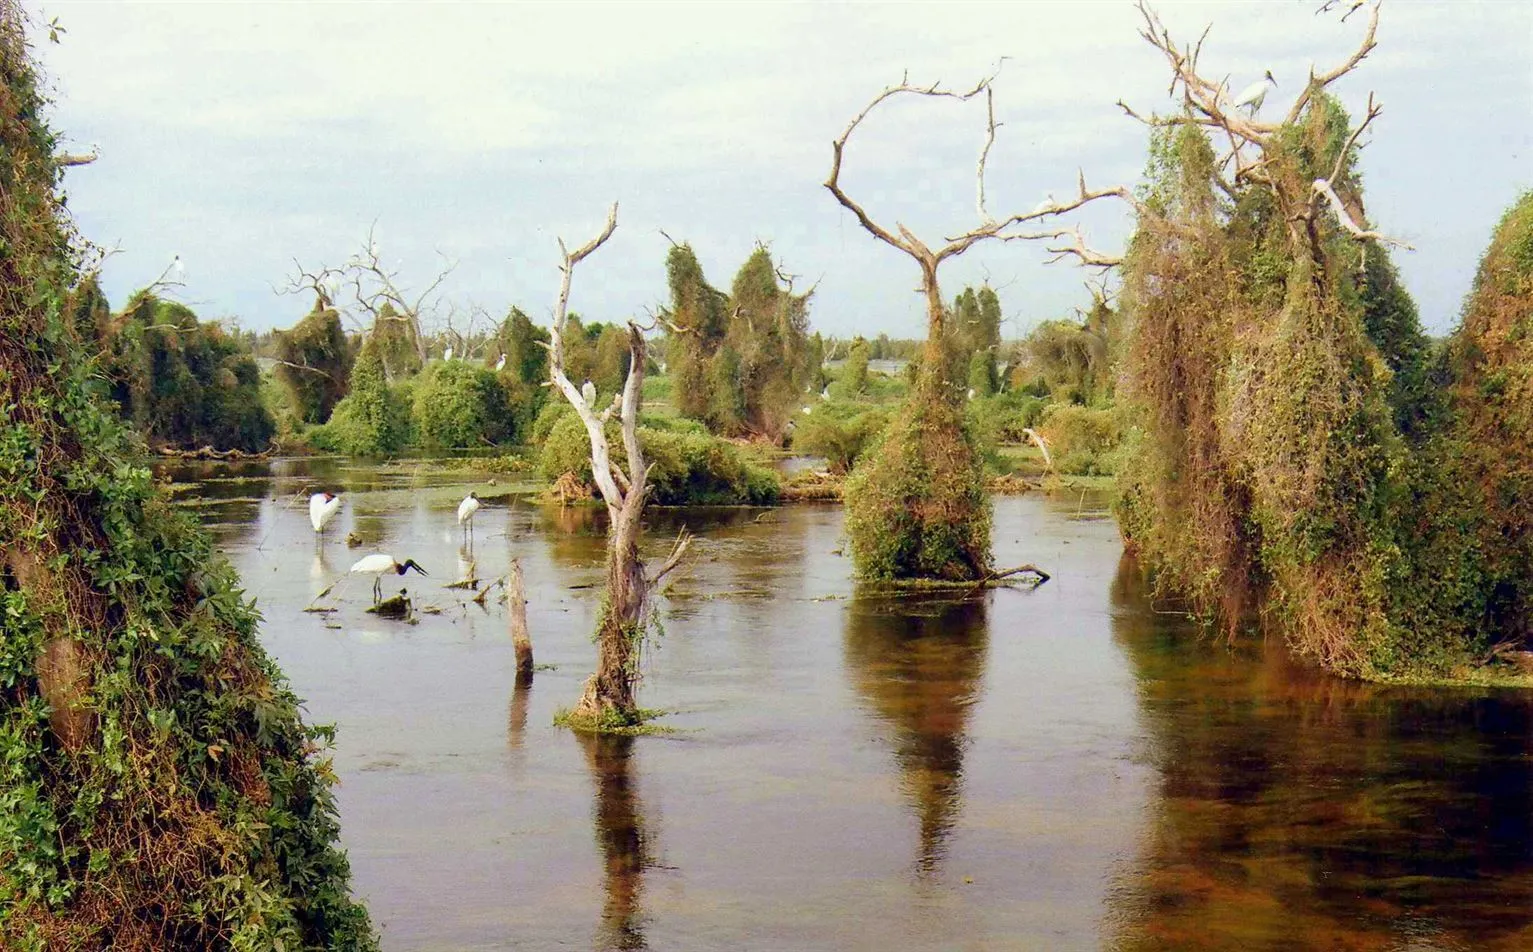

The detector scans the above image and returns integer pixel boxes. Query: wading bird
[494,354,507,372]
[171,254,186,281]
[1231,71,1276,114]
[443,346,454,362]
[457,492,481,542]
[581,380,597,406]
[309,491,342,545]
[349,553,428,603]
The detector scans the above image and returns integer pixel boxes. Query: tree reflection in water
[578,732,653,951]
[843,590,988,877]
[1108,553,1533,949]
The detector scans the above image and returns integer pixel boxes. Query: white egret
[349,553,428,603]
[581,380,597,405]
[1031,193,1057,216]
[443,346,454,362]
[494,354,507,372]
[1231,71,1277,114]
[308,491,342,544]
[457,492,481,542]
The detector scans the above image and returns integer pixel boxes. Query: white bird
[1031,193,1058,216]
[820,386,830,400]
[457,492,481,541]
[581,380,597,405]
[444,347,454,362]
[349,553,428,603]
[802,405,813,416]
[494,354,507,372]
[1231,70,1277,114]
[309,491,342,543]
[171,254,186,280]
[967,387,977,400]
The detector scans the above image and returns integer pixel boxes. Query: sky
[30,1,1532,340]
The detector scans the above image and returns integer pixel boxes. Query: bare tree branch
[646,530,694,587]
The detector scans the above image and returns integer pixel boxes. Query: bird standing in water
[457,492,481,544]
[349,553,428,603]
[309,491,342,546]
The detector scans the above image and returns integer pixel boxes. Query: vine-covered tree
[0,2,374,943]
[665,244,729,422]
[825,70,1122,580]
[273,297,351,424]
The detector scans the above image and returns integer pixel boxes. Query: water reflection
[843,590,988,876]
[1108,553,1533,949]
[578,732,653,951]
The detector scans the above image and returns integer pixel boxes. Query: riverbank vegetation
[0,2,375,943]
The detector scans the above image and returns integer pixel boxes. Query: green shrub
[411,359,521,450]
[538,412,780,504]
[1038,404,1122,475]
[273,300,351,424]
[311,337,411,456]
[791,402,890,474]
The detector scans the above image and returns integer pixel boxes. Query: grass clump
[553,706,674,736]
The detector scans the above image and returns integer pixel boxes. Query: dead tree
[826,69,1129,344]
[1120,0,1409,272]
[824,69,1123,580]
[548,204,691,725]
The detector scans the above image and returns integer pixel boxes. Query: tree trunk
[574,492,649,722]
[508,558,534,685]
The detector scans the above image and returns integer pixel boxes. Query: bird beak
[1267,70,1277,84]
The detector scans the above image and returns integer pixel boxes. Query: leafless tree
[548,204,691,725]
[1119,0,1409,266]
[825,68,1131,343]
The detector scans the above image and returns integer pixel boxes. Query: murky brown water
[166,458,1533,951]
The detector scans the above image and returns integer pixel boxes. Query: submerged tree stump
[508,558,534,683]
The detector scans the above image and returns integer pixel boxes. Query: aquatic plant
[0,2,375,944]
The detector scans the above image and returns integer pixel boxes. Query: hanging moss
[273,301,351,425]
[0,3,375,945]
[843,365,991,581]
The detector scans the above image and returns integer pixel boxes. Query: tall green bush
[273,300,351,425]
[0,4,374,944]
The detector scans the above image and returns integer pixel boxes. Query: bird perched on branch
[349,553,428,603]
[1231,71,1277,114]
[1031,192,1057,216]
[309,491,342,545]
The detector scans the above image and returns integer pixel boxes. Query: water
[164,458,1533,951]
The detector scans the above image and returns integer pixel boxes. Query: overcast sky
[33,1,1531,340]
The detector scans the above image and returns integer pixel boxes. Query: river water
[166,458,1533,951]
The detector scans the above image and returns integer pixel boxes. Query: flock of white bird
[308,488,482,604]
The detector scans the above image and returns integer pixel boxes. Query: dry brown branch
[646,530,694,587]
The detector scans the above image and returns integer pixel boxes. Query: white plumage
[171,254,186,281]
[967,387,977,400]
[443,347,454,362]
[309,491,342,535]
[457,492,481,528]
[1231,71,1276,113]
[801,405,813,415]
[1031,193,1057,216]
[349,553,427,602]
[494,354,507,372]
[581,380,597,405]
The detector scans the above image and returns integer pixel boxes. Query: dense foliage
[1115,103,1531,679]
[0,4,375,945]
[537,408,780,505]
[664,244,814,440]
[273,299,351,425]
[310,336,412,456]
[96,292,274,452]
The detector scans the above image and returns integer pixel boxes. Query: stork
[349,553,428,604]
[1031,193,1058,216]
[494,354,507,372]
[457,492,481,543]
[309,491,342,546]
[1231,71,1277,114]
